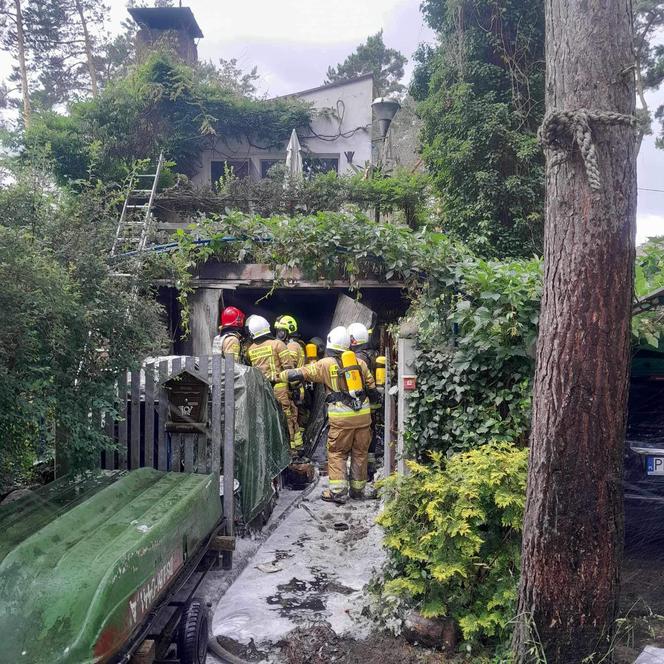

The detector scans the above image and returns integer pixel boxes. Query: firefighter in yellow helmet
[279,325,376,504]
[275,315,309,436]
[275,315,306,368]
[246,315,301,455]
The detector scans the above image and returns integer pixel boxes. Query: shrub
[377,442,528,643]
[406,257,542,459]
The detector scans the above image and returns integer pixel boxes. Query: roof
[634,285,664,315]
[128,6,204,39]
[275,73,374,100]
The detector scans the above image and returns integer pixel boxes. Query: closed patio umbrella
[285,129,303,180]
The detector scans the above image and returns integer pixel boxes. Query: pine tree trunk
[513,1,636,662]
[14,0,31,127]
[74,0,98,97]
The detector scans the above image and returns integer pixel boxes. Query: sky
[3,0,663,244]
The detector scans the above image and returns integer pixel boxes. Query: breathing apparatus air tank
[375,356,386,387]
[341,350,363,398]
[305,343,318,364]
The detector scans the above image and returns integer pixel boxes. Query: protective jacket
[287,339,306,368]
[212,329,242,361]
[247,338,294,383]
[282,356,375,429]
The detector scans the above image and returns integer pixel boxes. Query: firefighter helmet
[275,314,298,335]
[247,315,271,339]
[326,326,350,352]
[348,322,369,347]
[220,306,245,329]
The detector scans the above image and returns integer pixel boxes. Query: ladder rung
[131,190,152,194]
[124,221,147,226]
[109,272,134,277]
[126,205,148,209]
[136,173,157,177]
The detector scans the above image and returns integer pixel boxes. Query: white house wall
[191,75,374,186]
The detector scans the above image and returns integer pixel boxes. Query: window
[303,156,339,176]
[260,159,285,178]
[211,160,249,185]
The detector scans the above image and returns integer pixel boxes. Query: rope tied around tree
[538,109,636,190]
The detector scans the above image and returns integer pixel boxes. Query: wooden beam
[189,288,219,356]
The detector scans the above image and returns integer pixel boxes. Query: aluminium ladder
[111,152,165,258]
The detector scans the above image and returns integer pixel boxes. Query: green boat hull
[0,468,221,664]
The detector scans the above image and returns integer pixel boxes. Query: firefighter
[275,315,306,368]
[279,326,376,504]
[246,315,303,454]
[275,315,308,429]
[211,306,246,362]
[348,322,380,481]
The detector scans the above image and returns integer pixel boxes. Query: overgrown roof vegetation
[23,53,312,185]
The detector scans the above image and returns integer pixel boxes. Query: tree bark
[14,0,31,127]
[513,1,636,663]
[74,0,98,97]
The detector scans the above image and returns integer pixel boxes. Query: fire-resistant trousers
[327,423,372,495]
[273,385,302,450]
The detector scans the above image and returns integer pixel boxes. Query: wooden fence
[97,355,232,480]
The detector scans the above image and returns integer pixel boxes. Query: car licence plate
[647,456,664,475]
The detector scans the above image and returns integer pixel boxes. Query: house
[190,74,376,186]
[124,7,404,356]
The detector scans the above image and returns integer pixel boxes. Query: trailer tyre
[179,598,208,664]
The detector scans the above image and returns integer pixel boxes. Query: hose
[207,637,254,664]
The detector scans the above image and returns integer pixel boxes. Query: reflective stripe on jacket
[247,338,294,385]
[297,356,375,429]
[287,339,306,368]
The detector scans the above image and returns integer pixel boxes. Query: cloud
[637,213,664,245]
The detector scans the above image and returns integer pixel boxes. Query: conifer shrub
[377,442,528,643]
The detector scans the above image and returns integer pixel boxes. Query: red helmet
[220,306,245,328]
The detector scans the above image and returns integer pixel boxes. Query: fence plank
[197,355,209,472]
[211,354,222,481]
[117,372,128,470]
[158,360,168,471]
[183,433,195,472]
[222,354,235,569]
[170,358,182,471]
[130,369,141,469]
[103,410,115,470]
[144,362,155,469]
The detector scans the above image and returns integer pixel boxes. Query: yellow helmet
[275,315,298,335]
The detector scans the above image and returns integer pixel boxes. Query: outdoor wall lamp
[372,97,401,140]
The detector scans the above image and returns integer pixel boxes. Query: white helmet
[327,326,350,352]
[247,314,271,339]
[348,323,369,347]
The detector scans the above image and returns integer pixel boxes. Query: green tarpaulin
[227,364,290,524]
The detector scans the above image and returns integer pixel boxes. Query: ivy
[24,52,312,185]
[165,167,432,229]
[413,0,546,258]
[378,442,528,643]
[169,209,466,333]
[406,257,542,459]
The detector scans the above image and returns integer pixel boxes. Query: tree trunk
[74,0,98,97]
[513,1,636,663]
[14,0,31,128]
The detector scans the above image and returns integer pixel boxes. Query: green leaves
[406,256,542,459]
[413,0,546,259]
[378,442,528,642]
[25,53,312,186]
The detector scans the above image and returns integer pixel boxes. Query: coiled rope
[538,109,636,190]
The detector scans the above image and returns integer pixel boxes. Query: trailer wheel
[179,598,208,664]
